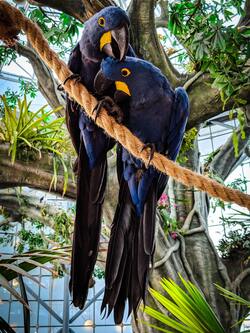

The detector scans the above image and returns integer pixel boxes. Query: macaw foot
[92,96,124,124]
[140,143,156,167]
[57,73,81,91]
[136,168,145,181]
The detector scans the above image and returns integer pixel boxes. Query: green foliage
[28,9,83,57]
[211,176,250,258]
[93,267,105,279]
[52,211,72,245]
[157,193,179,234]
[160,210,179,234]
[0,94,71,193]
[0,248,70,307]
[218,230,250,259]
[19,79,38,99]
[17,229,45,253]
[0,80,38,112]
[0,47,17,67]
[215,284,250,308]
[215,284,250,327]
[229,109,247,157]
[142,275,226,333]
[177,128,198,164]
[0,6,82,66]
[169,0,250,104]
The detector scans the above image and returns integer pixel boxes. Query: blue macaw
[66,7,135,310]
[94,56,190,323]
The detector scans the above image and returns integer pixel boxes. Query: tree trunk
[132,142,250,333]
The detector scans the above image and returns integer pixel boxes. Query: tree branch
[15,42,65,115]
[0,144,76,199]
[153,239,180,268]
[0,188,70,228]
[155,0,169,28]
[187,74,250,128]
[128,0,187,87]
[27,0,115,23]
[209,122,250,181]
[233,268,250,289]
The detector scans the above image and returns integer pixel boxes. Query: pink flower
[158,193,169,207]
[161,193,168,201]
[170,232,178,240]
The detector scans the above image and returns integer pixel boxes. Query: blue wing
[167,87,190,161]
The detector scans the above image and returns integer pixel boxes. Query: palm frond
[0,247,70,306]
[142,275,226,333]
[215,284,250,307]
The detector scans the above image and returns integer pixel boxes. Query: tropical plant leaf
[0,248,70,309]
[0,273,30,309]
[0,263,42,286]
[0,316,17,333]
[0,95,72,192]
[142,275,226,333]
[0,247,70,281]
[215,284,250,307]
[18,274,30,333]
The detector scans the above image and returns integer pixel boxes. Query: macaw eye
[121,68,131,77]
[98,17,106,27]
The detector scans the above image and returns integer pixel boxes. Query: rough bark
[27,0,115,23]
[133,142,250,333]
[128,0,187,87]
[0,144,76,198]
[155,0,169,28]
[15,42,65,116]
[187,78,250,129]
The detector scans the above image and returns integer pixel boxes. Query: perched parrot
[94,56,190,323]
[66,6,135,309]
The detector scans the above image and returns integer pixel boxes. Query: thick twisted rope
[0,0,250,210]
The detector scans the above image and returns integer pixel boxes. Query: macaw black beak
[94,69,113,95]
[101,24,129,61]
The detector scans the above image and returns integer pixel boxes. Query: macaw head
[82,6,130,61]
[94,56,166,100]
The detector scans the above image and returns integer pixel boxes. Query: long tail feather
[102,179,159,323]
[69,140,107,309]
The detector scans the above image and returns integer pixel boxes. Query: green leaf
[0,273,30,309]
[241,29,250,38]
[232,130,239,157]
[142,275,226,333]
[215,284,250,307]
[0,263,42,286]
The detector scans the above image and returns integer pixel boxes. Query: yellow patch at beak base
[115,81,131,96]
[100,31,112,51]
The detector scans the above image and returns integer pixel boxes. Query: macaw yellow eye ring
[121,68,131,77]
[98,17,106,27]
